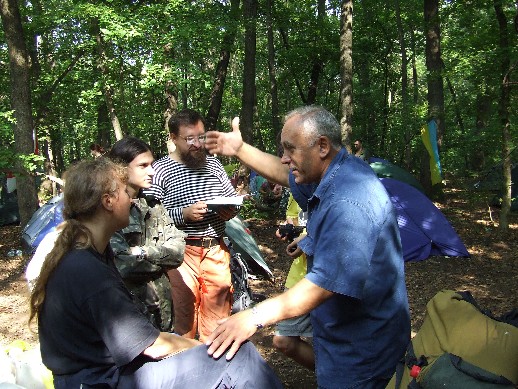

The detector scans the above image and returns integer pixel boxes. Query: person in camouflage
[108,137,186,332]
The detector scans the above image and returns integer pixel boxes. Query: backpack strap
[397,342,428,389]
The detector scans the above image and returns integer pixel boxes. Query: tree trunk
[91,18,124,141]
[395,0,412,168]
[96,102,112,149]
[0,0,39,227]
[423,0,445,197]
[240,0,257,145]
[493,0,512,231]
[266,0,281,153]
[206,0,241,132]
[339,0,353,148]
[471,93,491,171]
[306,0,326,105]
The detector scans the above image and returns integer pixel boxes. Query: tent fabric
[225,216,273,280]
[370,161,425,193]
[21,195,63,254]
[381,178,470,262]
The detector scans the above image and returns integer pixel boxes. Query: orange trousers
[168,242,232,342]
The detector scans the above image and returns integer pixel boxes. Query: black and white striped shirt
[143,155,236,238]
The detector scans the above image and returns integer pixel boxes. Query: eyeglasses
[177,134,206,145]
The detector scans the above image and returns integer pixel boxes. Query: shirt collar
[311,147,349,201]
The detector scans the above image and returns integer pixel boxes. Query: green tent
[369,161,425,193]
[225,216,273,280]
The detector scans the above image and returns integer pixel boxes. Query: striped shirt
[143,155,236,238]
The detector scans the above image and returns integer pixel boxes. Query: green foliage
[1,0,516,185]
[0,111,15,171]
[238,198,272,220]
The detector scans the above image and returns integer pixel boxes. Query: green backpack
[386,290,518,389]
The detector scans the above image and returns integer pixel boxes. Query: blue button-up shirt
[291,148,410,389]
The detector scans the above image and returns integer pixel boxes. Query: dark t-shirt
[39,247,159,387]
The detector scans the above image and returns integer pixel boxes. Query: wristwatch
[251,305,264,330]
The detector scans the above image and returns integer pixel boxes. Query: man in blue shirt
[205,106,410,389]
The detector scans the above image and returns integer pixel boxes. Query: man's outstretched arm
[205,117,290,187]
[205,278,333,361]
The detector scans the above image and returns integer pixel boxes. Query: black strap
[394,358,405,389]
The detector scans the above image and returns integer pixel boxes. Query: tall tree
[206,0,241,131]
[240,0,257,144]
[91,17,124,141]
[339,0,353,148]
[266,0,281,149]
[0,0,39,226]
[493,0,512,231]
[306,0,326,105]
[423,0,445,195]
[395,0,413,168]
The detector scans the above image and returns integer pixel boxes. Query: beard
[181,147,207,169]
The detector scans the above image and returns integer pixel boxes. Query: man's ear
[318,136,331,158]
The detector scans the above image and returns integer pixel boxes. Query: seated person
[273,193,314,370]
[28,158,282,389]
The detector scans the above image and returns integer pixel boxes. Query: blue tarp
[381,178,470,262]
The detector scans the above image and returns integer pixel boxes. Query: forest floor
[0,178,516,388]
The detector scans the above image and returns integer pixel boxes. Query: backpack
[386,290,518,389]
[225,238,254,314]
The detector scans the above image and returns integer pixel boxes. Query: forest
[1,0,517,227]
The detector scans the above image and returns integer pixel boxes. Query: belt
[185,237,221,249]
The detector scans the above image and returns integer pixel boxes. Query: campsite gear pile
[386,290,518,389]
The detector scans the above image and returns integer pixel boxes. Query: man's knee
[272,335,298,355]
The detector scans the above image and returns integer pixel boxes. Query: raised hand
[205,117,244,157]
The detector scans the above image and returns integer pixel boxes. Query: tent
[225,216,273,280]
[0,174,19,226]
[381,178,470,262]
[475,162,517,211]
[21,197,273,279]
[370,160,425,193]
[473,148,517,211]
[21,195,63,254]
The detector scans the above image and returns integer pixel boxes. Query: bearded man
[144,109,239,341]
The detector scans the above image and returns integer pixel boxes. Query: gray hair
[284,106,343,149]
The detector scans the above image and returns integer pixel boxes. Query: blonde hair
[28,158,127,327]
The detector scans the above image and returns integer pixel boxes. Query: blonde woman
[29,158,282,389]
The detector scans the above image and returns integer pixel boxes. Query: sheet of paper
[205,196,244,206]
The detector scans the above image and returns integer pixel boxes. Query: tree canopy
[1,0,517,225]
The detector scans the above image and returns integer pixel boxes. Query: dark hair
[168,109,206,135]
[107,136,152,165]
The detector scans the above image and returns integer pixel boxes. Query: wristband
[251,305,264,329]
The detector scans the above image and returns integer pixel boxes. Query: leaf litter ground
[0,179,516,388]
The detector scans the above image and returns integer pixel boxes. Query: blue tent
[21,195,63,254]
[381,178,470,262]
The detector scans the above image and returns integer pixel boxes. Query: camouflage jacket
[111,197,186,283]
